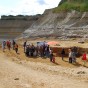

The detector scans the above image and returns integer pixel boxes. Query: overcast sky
[0,0,61,16]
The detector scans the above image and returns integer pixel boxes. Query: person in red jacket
[82,52,87,66]
[6,40,11,50]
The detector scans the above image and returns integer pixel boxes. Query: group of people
[61,47,87,66]
[2,40,18,54]
[23,41,87,65]
[23,41,55,62]
[1,40,87,66]
[68,48,77,63]
[61,48,77,63]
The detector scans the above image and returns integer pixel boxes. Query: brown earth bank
[0,39,88,88]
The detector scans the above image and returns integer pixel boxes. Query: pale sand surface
[0,51,88,88]
[0,39,88,88]
[18,38,88,48]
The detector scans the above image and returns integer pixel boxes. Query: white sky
[0,0,61,16]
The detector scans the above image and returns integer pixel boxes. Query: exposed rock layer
[0,15,40,39]
[22,10,88,39]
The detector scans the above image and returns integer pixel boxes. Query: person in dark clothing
[14,43,18,54]
[12,40,16,50]
[61,49,65,60]
[45,45,50,58]
[28,44,31,56]
[23,41,27,53]
[42,44,46,57]
[39,46,43,57]
[35,45,39,56]
[25,45,29,57]
[30,44,35,57]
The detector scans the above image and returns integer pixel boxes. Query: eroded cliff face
[22,9,88,39]
[0,15,40,39]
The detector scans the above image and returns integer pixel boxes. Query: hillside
[21,9,88,39]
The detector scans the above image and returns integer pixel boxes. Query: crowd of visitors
[24,41,55,62]
[23,41,88,65]
[1,40,87,66]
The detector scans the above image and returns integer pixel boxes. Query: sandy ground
[0,52,88,88]
[0,39,88,88]
[18,38,88,48]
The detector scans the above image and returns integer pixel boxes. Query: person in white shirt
[68,49,72,63]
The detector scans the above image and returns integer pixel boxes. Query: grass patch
[53,1,88,12]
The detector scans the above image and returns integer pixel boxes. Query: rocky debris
[14,78,19,80]
[77,71,86,74]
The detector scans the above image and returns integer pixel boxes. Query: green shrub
[53,0,88,12]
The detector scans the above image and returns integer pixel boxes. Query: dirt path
[0,53,88,88]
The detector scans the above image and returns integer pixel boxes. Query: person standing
[25,45,29,57]
[45,45,50,58]
[82,52,87,66]
[6,40,11,50]
[68,49,72,63]
[61,48,65,60]
[2,41,6,52]
[14,43,18,54]
[49,49,53,62]
[72,50,76,63]
[23,40,27,53]
[30,44,35,57]
[12,40,16,50]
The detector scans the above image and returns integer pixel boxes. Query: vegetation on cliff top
[53,0,88,12]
